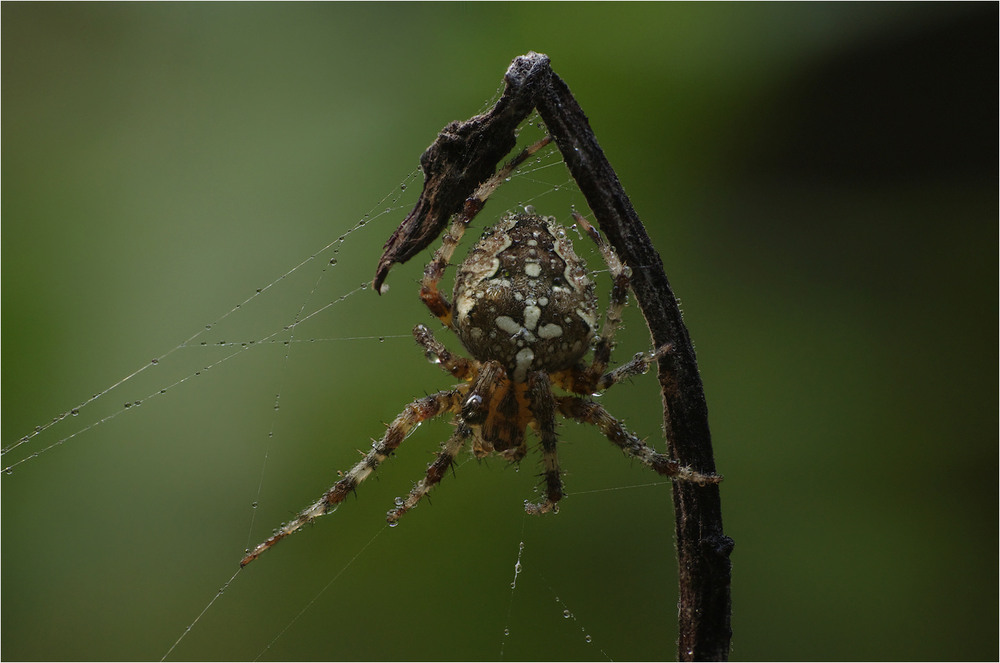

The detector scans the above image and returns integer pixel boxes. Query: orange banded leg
[386,423,472,523]
[556,396,721,485]
[419,135,554,329]
[413,324,474,380]
[241,390,462,567]
[524,371,563,515]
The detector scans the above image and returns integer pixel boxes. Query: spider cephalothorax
[241,139,720,568]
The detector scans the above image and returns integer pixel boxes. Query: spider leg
[413,324,474,380]
[594,343,672,392]
[240,389,463,567]
[555,396,721,485]
[572,211,630,381]
[386,422,472,523]
[420,135,553,328]
[524,371,564,515]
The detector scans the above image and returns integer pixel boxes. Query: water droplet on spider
[388,520,399,528]
[563,610,572,619]
[394,497,404,506]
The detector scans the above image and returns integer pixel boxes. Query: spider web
[3,113,682,662]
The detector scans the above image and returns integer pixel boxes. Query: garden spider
[241,136,720,567]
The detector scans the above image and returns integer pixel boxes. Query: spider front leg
[413,323,474,380]
[556,396,722,486]
[567,211,633,390]
[240,389,463,567]
[419,135,553,328]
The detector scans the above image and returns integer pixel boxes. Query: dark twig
[373,52,733,661]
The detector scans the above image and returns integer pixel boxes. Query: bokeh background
[3,3,996,661]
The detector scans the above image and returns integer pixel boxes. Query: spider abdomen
[453,212,599,382]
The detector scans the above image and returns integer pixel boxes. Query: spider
[241,136,720,567]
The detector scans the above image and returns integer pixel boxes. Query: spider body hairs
[241,137,720,568]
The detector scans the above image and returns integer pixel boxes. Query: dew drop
[150,358,159,365]
[379,336,385,343]
[585,635,592,643]
[388,521,398,528]
[251,501,259,509]
[400,183,407,191]
[563,610,572,619]
[71,409,80,416]
[329,258,338,266]
[503,628,510,636]
[394,497,404,506]
[4,468,12,475]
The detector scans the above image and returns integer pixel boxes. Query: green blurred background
[3,3,996,661]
